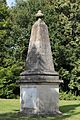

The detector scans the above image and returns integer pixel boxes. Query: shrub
[59,91,80,100]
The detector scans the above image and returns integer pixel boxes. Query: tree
[0,0,80,98]
[0,1,23,98]
[0,0,10,65]
[51,0,80,95]
[13,0,80,95]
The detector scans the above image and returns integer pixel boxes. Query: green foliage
[0,1,11,65]
[14,0,80,95]
[0,1,23,98]
[0,0,80,98]
[59,91,80,100]
[0,62,23,98]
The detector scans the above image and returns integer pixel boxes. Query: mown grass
[0,99,80,120]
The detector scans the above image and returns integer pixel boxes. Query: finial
[35,10,44,18]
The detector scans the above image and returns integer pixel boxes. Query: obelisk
[18,10,62,115]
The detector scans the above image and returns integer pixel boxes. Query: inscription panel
[21,87,37,109]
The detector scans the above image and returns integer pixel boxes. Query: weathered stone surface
[17,10,62,115]
[20,84,60,115]
[20,11,60,83]
[21,18,55,74]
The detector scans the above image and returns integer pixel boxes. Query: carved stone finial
[35,10,44,18]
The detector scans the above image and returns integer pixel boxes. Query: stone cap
[17,71,63,84]
[17,79,63,84]
[20,70,59,76]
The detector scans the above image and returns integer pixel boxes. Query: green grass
[0,99,80,120]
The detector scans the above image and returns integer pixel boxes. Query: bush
[59,91,80,100]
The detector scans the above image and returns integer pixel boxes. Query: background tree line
[0,0,80,98]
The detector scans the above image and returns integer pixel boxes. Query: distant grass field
[0,99,80,120]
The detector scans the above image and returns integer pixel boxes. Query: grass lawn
[0,99,80,120]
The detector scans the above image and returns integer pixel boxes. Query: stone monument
[18,10,62,115]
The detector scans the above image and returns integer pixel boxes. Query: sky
[6,0,16,7]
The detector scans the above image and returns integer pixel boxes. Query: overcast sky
[6,0,16,7]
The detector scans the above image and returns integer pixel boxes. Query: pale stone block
[20,84,60,114]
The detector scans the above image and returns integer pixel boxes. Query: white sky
[6,0,16,7]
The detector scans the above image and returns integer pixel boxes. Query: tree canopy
[0,0,80,98]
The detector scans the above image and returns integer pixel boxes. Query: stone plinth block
[20,84,60,115]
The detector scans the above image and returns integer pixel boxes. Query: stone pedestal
[20,84,59,114]
[17,10,62,115]
[18,72,62,115]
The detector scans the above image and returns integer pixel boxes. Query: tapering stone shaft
[26,18,54,73]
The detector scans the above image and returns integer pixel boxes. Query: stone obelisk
[18,10,62,115]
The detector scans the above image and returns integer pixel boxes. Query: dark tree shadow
[60,103,80,113]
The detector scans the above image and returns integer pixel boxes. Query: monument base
[20,83,61,115]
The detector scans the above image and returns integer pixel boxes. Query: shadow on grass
[0,103,80,120]
[60,103,80,113]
